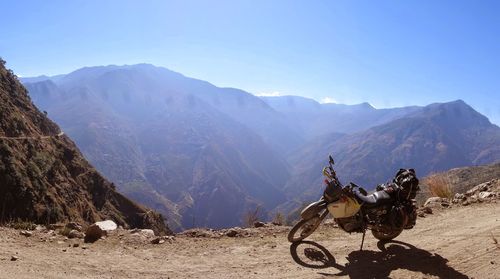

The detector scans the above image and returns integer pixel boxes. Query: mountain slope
[0,59,170,234]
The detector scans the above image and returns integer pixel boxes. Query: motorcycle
[288,155,419,250]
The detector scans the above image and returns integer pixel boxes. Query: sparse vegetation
[243,205,263,227]
[423,174,454,199]
[8,219,37,230]
[272,212,285,226]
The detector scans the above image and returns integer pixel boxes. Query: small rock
[35,225,45,231]
[150,237,164,244]
[462,200,470,206]
[65,222,83,232]
[225,229,238,237]
[466,182,489,196]
[418,212,426,217]
[10,256,19,261]
[131,229,155,238]
[254,221,265,228]
[20,230,33,237]
[62,249,67,252]
[423,206,433,214]
[454,193,465,200]
[68,230,84,239]
[424,197,449,207]
[47,224,64,230]
[478,191,493,199]
[73,243,79,248]
[140,229,155,237]
[81,246,88,250]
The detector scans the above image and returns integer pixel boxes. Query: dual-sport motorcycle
[288,155,420,249]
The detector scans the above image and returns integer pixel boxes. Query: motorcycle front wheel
[287,210,328,243]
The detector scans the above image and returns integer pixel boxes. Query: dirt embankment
[0,201,498,279]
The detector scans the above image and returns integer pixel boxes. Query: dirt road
[0,132,64,140]
[1,202,498,279]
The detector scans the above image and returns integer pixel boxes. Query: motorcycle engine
[335,215,363,233]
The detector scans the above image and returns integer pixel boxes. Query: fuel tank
[327,196,361,218]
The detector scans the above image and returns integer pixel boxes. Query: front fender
[300,199,327,220]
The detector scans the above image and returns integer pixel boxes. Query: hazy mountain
[0,60,169,234]
[24,64,290,230]
[261,95,420,141]
[283,100,500,204]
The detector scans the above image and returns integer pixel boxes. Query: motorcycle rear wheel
[287,211,327,243]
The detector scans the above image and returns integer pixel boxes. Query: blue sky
[1,0,499,124]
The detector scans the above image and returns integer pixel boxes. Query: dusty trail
[0,202,498,279]
[0,132,64,140]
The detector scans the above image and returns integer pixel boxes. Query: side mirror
[328,155,334,165]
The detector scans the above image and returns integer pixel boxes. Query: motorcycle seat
[353,188,392,206]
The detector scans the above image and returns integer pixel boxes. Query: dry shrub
[243,206,262,227]
[8,220,36,230]
[272,212,285,226]
[424,174,454,199]
[59,226,72,237]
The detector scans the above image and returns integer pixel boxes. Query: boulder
[95,220,118,231]
[84,220,117,243]
[84,225,103,243]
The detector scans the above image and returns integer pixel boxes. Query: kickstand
[360,229,366,251]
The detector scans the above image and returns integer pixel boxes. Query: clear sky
[1,0,499,124]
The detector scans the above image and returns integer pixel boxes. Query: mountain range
[22,64,500,230]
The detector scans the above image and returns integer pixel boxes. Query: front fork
[300,197,328,220]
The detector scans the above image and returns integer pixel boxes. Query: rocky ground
[0,195,499,279]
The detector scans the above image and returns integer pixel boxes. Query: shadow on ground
[290,240,469,278]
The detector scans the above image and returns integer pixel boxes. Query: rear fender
[300,199,327,220]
